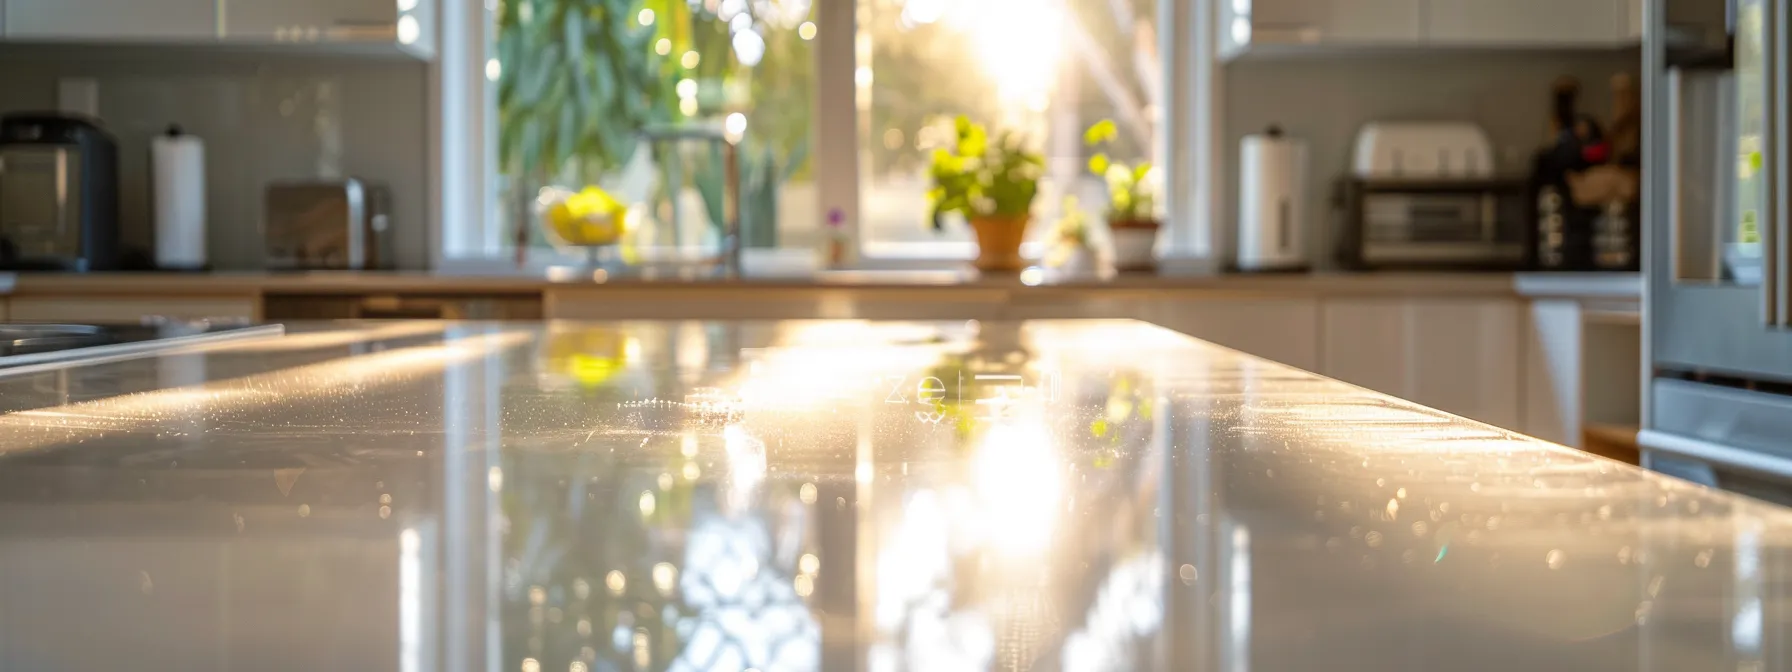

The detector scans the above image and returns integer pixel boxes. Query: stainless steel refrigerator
[1643,0,1792,503]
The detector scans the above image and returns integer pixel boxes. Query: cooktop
[0,321,284,370]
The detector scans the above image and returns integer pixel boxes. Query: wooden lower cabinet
[6,297,258,323]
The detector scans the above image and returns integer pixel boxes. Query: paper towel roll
[152,126,207,270]
[1237,128,1308,271]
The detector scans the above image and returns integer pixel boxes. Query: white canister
[1236,126,1308,271]
[152,125,207,270]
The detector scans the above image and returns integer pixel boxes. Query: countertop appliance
[1350,122,1495,180]
[1334,177,1528,270]
[1640,0,1792,504]
[1236,126,1308,271]
[264,179,391,271]
[0,112,119,271]
[151,125,207,271]
[0,321,283,372]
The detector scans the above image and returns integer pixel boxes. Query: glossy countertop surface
[0,319,1773,671]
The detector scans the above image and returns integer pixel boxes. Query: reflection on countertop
[0,317,1762,671]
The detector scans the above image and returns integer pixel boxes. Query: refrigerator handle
[1773,0,1792,327]
[1640,429,1792,481]
[1763,0,1777,327]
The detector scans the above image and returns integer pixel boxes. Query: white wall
[0,45,431,270]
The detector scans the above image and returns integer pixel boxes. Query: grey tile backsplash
[0,47,430,270]
[1222,51,1640,268]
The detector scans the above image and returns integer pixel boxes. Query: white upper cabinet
[1324,0,1426,42]
[1223,0,1424,55]
[1425,0,1625,46]
[223,0,434,56]
[222,0,432,55]
[1,0,433,57]
[5,0,218,40]
[224,0,397,37]
[1221,0,1635,58]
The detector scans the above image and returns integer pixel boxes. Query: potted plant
[1085,120,1160,271]
[929,116,1044,272]
[1043,197,1098,278]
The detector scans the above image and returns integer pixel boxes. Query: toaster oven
[264,179,392,270]
[1334,178,1528,270]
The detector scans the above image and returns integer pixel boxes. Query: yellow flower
[1084,119,1118,146]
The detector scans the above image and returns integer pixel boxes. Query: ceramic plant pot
[969,214,1029,272]
[1109,219,1160,271]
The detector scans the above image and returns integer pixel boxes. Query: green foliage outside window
[497,0,668,188]
[498,0,814,250]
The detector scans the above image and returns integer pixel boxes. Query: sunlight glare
[973,422,1061,556]
[963,0,1065,109]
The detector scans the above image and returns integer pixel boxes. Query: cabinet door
[1149,298,1321,372]
[1425,0,1622,45]
[1245,0,1421,43]
[1319,299,1409,395]
[222,0,395,39]
[1322,298,1522,429]
[1326,0,1423,42]
[6,0,216,39]
[1407,299,1522,430]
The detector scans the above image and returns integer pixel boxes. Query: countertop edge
[0,271,1640,299]
[1511,272,1644,300]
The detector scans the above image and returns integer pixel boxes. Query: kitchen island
[0,319,1773,671]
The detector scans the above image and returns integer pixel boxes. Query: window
[451,0,1183,268]
[487,0,817,265]
[858,0,1162,258]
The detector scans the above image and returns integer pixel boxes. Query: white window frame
[431,0,1220,273]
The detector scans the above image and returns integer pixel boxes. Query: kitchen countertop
[0,269,1636,298]
[0,317,1737,670]
[1511,272,1644,300]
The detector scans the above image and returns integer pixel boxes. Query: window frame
[432,0,1218,272]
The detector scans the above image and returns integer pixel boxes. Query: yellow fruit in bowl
[543,186,628,246]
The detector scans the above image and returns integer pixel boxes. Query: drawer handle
[1638,429,1792,480]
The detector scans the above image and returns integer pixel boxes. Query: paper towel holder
[1233,123,1310,273]
[150,123,211,272]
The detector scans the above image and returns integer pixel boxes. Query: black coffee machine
[0,112,119,271]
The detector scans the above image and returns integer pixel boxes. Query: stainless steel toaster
[263,179,391,270]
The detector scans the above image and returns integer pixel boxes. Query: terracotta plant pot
[1109,219,1161,271]
[969,215,1029,272]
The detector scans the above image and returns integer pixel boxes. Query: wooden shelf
[1583,422,1640,465]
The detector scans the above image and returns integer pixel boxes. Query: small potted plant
[1043,196,1098,278]
[1085,120,1160,271]
[929,116,1043,272]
